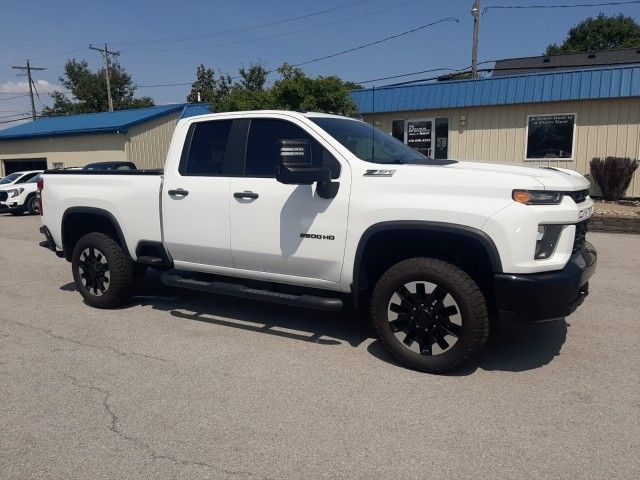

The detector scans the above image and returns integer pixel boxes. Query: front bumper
[493,241,597,323]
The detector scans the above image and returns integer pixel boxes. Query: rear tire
[71,232,135,309]
[26,194,39,215]
[370,257,489,373]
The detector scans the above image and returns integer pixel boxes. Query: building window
[435,117,449,159]
[391,120,405,142]
[52,162,64,169]
[526,114,575,160]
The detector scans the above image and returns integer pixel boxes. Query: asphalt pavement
[0,213,638,479]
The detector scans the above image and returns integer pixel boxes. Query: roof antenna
[371,85,375,162]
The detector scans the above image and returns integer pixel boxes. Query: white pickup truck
[38,110,597,372]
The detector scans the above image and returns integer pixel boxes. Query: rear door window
[179,120,239,176]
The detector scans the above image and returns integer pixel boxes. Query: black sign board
[527,114,575,159]
[406,120,432,152]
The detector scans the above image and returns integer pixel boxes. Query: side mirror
[275,139,331,185]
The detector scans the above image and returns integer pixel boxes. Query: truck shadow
[61,272,568,374]
[368,321,568,374]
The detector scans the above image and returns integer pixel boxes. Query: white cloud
[0,80,61,94]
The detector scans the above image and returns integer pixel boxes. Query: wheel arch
[351,221,503,308]
[61,207,129,262]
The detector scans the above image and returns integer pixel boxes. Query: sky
[1,0,639,127]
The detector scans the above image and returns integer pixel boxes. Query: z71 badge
[363,169,396,177]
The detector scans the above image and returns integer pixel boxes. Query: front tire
[71,232,135,309]
[26,194,39,215]
[371,257,489,373]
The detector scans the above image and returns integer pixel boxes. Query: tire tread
[72,232,135,309]
[370,257,489,373]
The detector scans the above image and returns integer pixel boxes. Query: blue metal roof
[351,66,640,114]
[0,103,211,140]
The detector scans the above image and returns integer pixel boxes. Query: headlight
[7,188,24,198]
[535,224,563,259]
[513,190,563,205]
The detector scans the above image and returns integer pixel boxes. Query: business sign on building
[406,120,432,156]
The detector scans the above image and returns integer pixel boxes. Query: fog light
[535,224,563,259]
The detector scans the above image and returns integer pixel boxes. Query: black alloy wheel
[388,281,462,356]
[370,257,489,373]
[78,247,111,296]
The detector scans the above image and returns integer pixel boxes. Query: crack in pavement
[63,373,274,479]
[3,318,171,366]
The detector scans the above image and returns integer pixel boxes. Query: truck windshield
[310,117,448,165]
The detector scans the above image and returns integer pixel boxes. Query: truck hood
[445,161,590,191]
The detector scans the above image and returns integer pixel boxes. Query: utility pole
[89,43,120,112]
[12,60,46,121]
[471,0,480,77]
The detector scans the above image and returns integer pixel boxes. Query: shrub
[590,157,639,201]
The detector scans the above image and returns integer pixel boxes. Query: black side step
[161,272,343,311]
[137,255,168,267]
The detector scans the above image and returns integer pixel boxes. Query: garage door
[2,158,48,175]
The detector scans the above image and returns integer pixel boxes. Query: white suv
[0,171,42,215]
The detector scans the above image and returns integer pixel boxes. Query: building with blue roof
[0,103,210,175]
[351,65,640,197]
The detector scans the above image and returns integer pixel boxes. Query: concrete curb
[589,213,640,234]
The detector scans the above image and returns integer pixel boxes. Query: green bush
[589,157,639,201]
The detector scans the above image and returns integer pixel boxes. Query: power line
[0,112,30,119]
[354,67,459,84]
[0,94,31,102]
[371,59,640,87]
[0,48,85,69]
[483,0,640,14]
[127,0,429,54]
[30,47,86,63]
[112,0,376,46]
[292,17,459,67]
[0,116,32,124]
[137,16,459,89]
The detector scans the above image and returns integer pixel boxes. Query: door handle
[168,188,189,197]
[233,191,259,200]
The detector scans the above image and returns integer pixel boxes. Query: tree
[271,64,357,113]
[546,14,640,55]
[41,60,154,116]
[187,62,358,115]
[237,63,268,91]
[186,64,233,106]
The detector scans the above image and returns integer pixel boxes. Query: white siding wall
[364,97,640,197]
[125,111,180,169]
[0,134,126,175]
[0,111,181,175]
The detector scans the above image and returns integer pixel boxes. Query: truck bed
[44,169,163,175]
[40,171,164,260]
